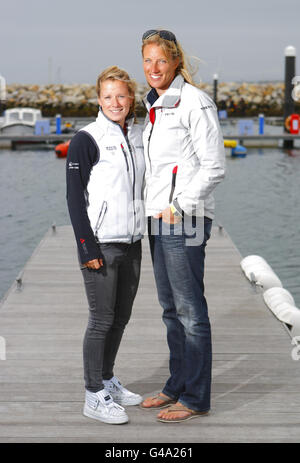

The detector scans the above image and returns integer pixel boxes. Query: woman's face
[98,79,132,127]
[143,43,179,96]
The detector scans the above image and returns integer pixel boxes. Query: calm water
[215,147,300,305]
[0,149,69,300]
[0,142,300,307]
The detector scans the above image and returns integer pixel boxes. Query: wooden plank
[0,225,299,443]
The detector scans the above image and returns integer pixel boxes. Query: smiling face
[98,79,133,127]
[143,43,179,96]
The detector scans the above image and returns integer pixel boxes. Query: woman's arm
[66,131,103,265]
[174,96,226,216]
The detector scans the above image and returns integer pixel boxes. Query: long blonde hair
[142,33,196,87]
[96,66,137,120]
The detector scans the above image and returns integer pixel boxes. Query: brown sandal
[140,393,177,410]
[157,403,209,422]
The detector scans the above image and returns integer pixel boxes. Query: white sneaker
[83,388,129,424]
[103,376,142,406]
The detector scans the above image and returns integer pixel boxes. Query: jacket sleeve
[175,96,226,216]
[66,131,102,264]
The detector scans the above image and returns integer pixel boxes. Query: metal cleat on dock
[15,271,23,290]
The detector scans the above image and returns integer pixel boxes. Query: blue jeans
[148,216,212,412]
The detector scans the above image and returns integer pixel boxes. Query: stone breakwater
[201,81,286,116]
[4,81,298,117]
[4,83,149,117]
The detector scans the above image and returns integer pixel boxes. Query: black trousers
[80,240,141,392]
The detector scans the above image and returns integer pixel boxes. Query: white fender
[263,287,300,337]
[240,255,282,290]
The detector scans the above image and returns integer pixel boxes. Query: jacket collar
[144,74,184,111]
[95,108,135,135]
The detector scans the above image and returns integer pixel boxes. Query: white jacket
[67,110,145,263]
[143,75,225,219]
[82,112,145,241]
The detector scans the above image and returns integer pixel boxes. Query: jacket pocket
[95,201,107,237]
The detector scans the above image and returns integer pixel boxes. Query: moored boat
[0,107,47,149]
[0,108,43,135]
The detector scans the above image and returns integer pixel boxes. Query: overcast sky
[1,0,299,85]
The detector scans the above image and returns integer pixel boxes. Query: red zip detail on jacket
[147,108,156,174]
[149,107,156,125]
[120,143,129,171]
[169,165,178,203]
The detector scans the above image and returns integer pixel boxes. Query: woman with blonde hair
[139,30,225,423]
[67,66,145,425]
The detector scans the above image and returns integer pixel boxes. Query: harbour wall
[3,81,300,117]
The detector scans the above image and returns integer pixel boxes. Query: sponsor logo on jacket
[68,162,79,170]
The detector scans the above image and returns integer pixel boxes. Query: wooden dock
[0,225,299,443]
[1,133,300,150]
[225,134,300,148]
[0,134,71,150]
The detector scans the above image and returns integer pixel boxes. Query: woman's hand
[154,207,182,224]
[84,258,104,270]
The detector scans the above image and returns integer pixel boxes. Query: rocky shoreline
[3,81,300,117]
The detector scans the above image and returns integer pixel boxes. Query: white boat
[0,107,42,135]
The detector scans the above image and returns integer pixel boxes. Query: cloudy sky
[1,0,299,85]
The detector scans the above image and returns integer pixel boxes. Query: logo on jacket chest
[105,145,117,151]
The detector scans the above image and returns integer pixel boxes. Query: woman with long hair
[139,30,225,423]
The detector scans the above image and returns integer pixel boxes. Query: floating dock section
[0,225,299,443]
[1,133,300,150]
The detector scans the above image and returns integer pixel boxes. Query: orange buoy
[55,140,71,158]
